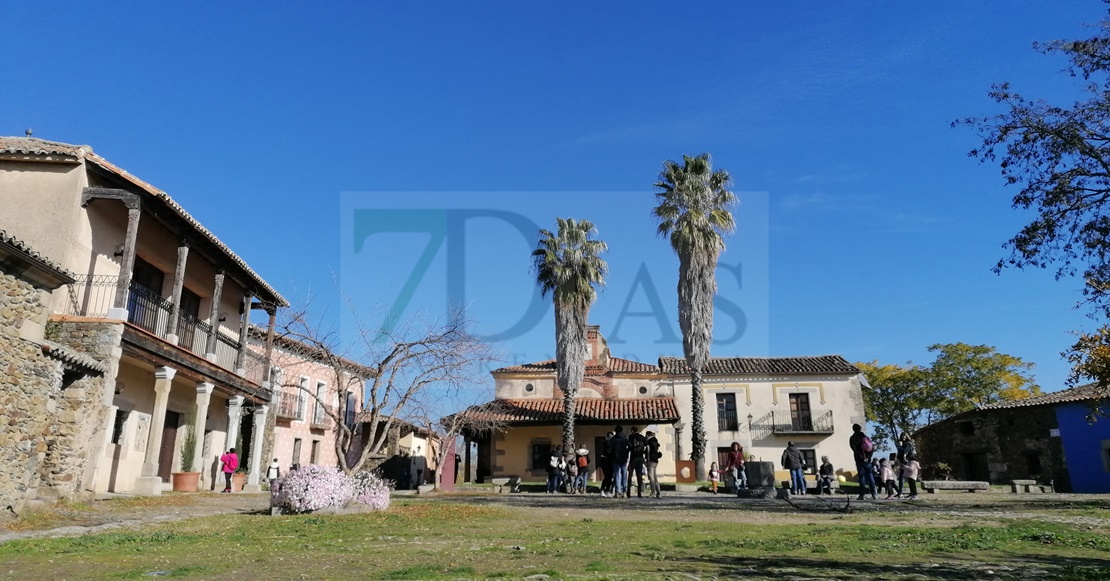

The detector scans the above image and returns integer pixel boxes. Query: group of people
[850,425,921,500]
[545,425,663,498]
[708,441,752,494]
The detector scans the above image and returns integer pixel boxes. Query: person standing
[547,447,562,494]
[880,458,897,499]
[574,444,590,494]
[849,424,877,500]
[609,426,630,498]
[220,448,239,493]
[725,442,747,494]
[599,431,614,497]
[266,458,281,489]
[896,432,916,498]
[903,453,921,499]
[645,430,662,498]
[781,441,806,495]
[627,427,648,498]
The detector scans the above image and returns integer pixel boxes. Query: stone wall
[0,270,120,515]
[915,406,1069,491]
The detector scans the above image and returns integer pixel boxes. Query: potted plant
[171,411,201,492]
[232,466,249,492]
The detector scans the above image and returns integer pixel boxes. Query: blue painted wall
[1055,403,1110,494]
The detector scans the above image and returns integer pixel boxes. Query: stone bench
[1010,479,1051,494]
[921,480,989,493]
[491,476,521,494]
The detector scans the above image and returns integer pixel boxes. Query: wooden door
[157,411,181,482]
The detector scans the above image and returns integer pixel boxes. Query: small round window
[524,383,535,393]
[638,385,648,395]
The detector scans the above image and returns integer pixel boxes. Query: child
[903,453,921,499]
[818,456,834,495]
[709,462,721,494]
[565,453,578,494]
[880,458,896,499]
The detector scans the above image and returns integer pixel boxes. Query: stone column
[193,383,213,487]
[134,366,175,495]
[166,242,190,344]
[261,308,276,389]
[673,422,686,461]
[243,405,269,492]
[205,272,225,362]
[226,395,244,452]
[108,206,142,320]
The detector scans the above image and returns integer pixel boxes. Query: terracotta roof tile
[41,340,109,375]
[980,383,1108,410]
[659,355,858,376]
[0,229,74,279]
[493,357,660,375]
[0,136,88,158]
[456,397,680,425]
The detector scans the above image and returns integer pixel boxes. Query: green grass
[0,500,1107,580]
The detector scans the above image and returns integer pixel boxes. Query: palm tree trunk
[562,388,576,454]
[690,368,707,481]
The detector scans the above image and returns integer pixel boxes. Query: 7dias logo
[346,207,752,347]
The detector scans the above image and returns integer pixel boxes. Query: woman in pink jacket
[220,448,239,493]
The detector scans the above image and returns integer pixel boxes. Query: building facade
[0,136,288,499]
[457,326,865,486]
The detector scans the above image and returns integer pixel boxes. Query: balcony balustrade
[770,410,834,435]
[276,391,305,421]
[716,410,739,431]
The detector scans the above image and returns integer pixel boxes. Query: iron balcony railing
[312,404,336,429]
[65,275,261,382]
[717,410,739,431]
[276,391,305,421]
[770,410,834,435]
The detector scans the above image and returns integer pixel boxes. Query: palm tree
[652,153,736,481]
[533,218,608,453]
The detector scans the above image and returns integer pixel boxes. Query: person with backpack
[574,444,590,494]
[627,426,648,498]
[564,451,578,493]
[220,448,239,493]
[609,426,630,498]
[645,430,662,498]
[546,446,564,493]
[849,423,877,500]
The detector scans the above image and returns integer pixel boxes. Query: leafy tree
[855,361,934,449]
[925,343,1041,419]
[1063,327,1110,421]
[532,218,608,453]
[959,11,1110,313]
[652,153,736,480]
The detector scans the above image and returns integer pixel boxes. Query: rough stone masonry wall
[46,321,120,500]
[0,272,62,513]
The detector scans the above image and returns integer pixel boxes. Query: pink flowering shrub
[272,465,393,514]
[352,470,392,511]
[275,464,355,513]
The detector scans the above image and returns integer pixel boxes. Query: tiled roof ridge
[0,136,90,158]
[979,382,1107,410]
[659,354,859,375]
[41,340,109,375]
[0,229,75,279]
[492,356,660,374]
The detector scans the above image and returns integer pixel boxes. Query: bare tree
[410,397,508,491]
[270,298,496,476]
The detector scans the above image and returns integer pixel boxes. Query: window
[716,393,738,431]
[314,381,327,424]
[800,449,817,475]
[110,410,129,445]
[638,385,648,395]
[789,394,813,431]
[344,392,357,429]
[310,440,320,464]
[297,377,309,420]
[530,440,553,470]
[524,383,535,394]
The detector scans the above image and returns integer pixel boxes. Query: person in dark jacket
[895,432,916,498]
[608,426,630,498]
[599,431,614,497]
[849,424,877,500]
[627,427,648,498]
[781,441,807,495]
[645,430,662,498]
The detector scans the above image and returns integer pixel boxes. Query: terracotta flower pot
[232,472,248,492]
[171,472,201,492]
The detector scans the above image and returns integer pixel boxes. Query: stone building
[914,383,1110,492]
[0,231,108,514]
[0,136,288,499]
[455,325,865,486]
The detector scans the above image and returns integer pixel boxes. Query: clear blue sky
[4,2,1105,392]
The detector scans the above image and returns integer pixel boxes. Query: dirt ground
[2,488,1107,544]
